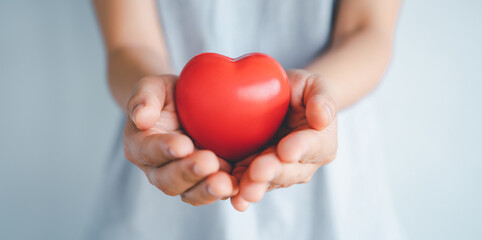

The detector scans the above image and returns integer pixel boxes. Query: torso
[87,1,404,239]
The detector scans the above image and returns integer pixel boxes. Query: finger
[233,146,275,180]
[270,161,318,187]
[230,195,250,212]
[192,147,231,172]
[303,75,337,131]
[306,94,334,131]
[277,126,337,164]
[218,156,233,173]
[248,151,281,182]
[220,175,241,200]
[232,166,247,181]
[234,153,258,168]
[140,132,195,167]
[127,76,168,130]
[229,175,240,197]
[180,171,234,206]
[239,169,269,202]
[147,150,220,196]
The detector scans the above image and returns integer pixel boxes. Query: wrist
[107,46,173,112]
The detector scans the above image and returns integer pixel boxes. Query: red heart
[175,53,290,162]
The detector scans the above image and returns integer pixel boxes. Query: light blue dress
[88,1,403,239]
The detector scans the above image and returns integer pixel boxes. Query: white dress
[88,1,403,239]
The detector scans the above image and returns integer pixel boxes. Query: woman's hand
[230,69,338,211]
[123,75,238,206]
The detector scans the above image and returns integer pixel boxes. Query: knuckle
[142,156,156,167]
[159,187,178,197]
[267,184,280,192]
[280,183,293,188]
[180,195,190,204]
[179,161,197,183]
[287,70,306,85]
[140,150,159,167]
[272,176,295,189]
[147,176,157,186]
[122,138,141,165]
[153,178,180,196]
[123,151,135,163]
[180,194,201,206]
[307,72,321,83]
[180,167,197,183]
[299,175,313,184]
[146,170,158,186]
[147,171,178,196]
[295,171,306,183]
[122,143,134,162]
[139,137,163,166]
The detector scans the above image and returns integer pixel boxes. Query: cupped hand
[123,75,238,206]
[230,69,338,211]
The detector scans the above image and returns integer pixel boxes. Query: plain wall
[0,1,481,240]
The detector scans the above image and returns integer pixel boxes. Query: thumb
[127,76,167,130]
[304,76,337,131]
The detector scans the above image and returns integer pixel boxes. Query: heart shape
[175,53,290,162]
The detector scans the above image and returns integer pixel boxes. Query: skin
[93,0,400,210]
[230,0,402,211]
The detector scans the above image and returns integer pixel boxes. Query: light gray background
[0,1,481,240]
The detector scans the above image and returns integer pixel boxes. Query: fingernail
[323,103,333,122]
[131,104,143,124]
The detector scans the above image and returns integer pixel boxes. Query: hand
[230,69,338,211]
[123,75,238,206]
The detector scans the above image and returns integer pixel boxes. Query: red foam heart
[175,53,290,162]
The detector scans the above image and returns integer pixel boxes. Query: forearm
[306,28,393,110]
[107,46,171,112]
[93,0,171,112]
